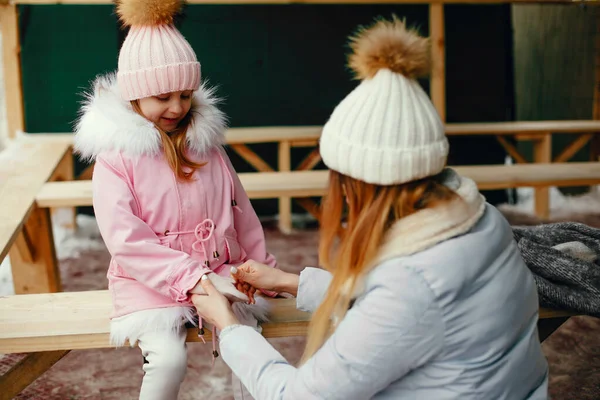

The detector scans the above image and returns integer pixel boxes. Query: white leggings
[136,329,253,400]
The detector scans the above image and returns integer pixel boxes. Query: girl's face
[138,90,193,132]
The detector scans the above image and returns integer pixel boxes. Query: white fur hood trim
[73,73,227,161]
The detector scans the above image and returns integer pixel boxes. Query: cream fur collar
[73,73,227,161]
[345,169,486,299]
[373,169,486,266]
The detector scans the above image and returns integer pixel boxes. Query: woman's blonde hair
[302,170,457,363]
[131,100,205,181]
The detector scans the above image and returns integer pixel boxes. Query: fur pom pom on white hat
[116,0,183,27]
[320,16,449,185]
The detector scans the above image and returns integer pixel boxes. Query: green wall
[19,4,515,214]
[20,5,118,133]
[512,4,597,195]
[512,4,597,164]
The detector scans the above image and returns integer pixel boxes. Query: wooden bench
[0,290,577,399]
[0,134,74,295]
[0,292,309,400]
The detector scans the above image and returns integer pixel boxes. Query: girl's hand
[191,275,239,331]
[190,272,249,303]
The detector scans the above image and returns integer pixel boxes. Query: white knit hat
[320,17,449,185]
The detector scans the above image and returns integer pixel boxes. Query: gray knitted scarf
[512,222,600,317]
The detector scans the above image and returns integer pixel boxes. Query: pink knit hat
[116,0,201,101]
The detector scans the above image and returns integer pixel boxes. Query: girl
[74,1,275,399]
[192,17,549,399]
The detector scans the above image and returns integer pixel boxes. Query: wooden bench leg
[9,206,62,294]
[0,350,69,400]
[78,162,96,181]
[49,147,76,230]
[533,134,552,219]
[591,134,600,195]
[591,135,600,162]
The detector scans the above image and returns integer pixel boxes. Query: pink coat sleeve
[222,151,278,274]
[93,153,210,303]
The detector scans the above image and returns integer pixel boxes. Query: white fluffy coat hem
[110,306,196,347]
[109,298,272,347]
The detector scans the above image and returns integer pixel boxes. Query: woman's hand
[231,260,300,302]
[191,275,240,331]
[190,272,249,303]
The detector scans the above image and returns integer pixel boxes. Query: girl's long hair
[131,100,205,181]
[302,169,457,363]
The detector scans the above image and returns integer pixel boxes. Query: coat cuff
[167,260,210,302]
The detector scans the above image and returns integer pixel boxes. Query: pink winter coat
[74,74,277,319]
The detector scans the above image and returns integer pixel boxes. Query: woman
[193,17,549,399]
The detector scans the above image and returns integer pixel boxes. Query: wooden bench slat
[32,120,600,148]
[226,126,322,144]
[0,135,72,262]
[35,162,600,209]
[445,120,600,135]
[35,180,94,209]
[456,162,600,189]
[233,120,600,138]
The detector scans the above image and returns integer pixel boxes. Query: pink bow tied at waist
[164,218,219,266]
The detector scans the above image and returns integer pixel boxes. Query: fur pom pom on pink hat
[115,0,201,101]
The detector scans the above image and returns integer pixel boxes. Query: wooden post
[533,133,552,219]
[0,4,25,139]
[9,206,62,294]
[278,141,292,234]
[430,4,446,122]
